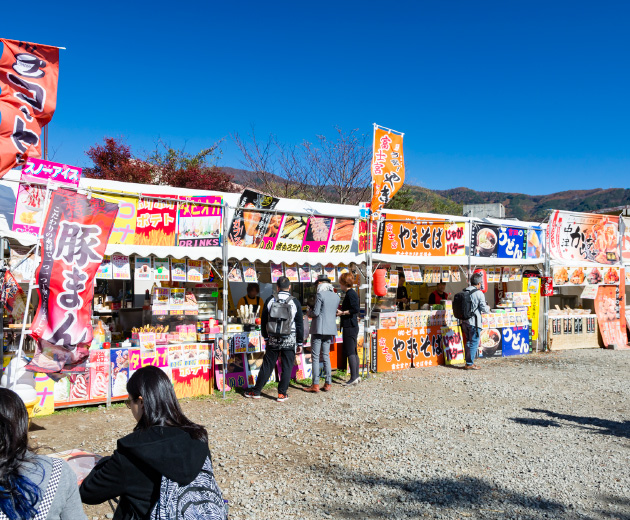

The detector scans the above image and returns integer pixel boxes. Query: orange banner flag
[370,125,405,213]
[0,39,60,178]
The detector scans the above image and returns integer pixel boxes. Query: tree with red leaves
[84,137,153,184]
[84,137,237,193]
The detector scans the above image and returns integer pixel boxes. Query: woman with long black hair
[80,365,225,519]
[0,388,86,520]
[337,272,362,386]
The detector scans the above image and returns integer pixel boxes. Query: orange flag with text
[0,39,60,178]
[370,124,405,213]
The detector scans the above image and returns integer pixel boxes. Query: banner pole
[12,183,53,388]
[221,201,229,399]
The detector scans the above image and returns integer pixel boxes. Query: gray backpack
[266,295,293,336]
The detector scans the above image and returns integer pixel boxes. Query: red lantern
[473,268,488,294]
[540,276,553,296]
[373,268,388,297]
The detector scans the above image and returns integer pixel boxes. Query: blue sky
[4,1,629,194]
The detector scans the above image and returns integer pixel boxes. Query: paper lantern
[473,268,488,293]
[373,268,388,297]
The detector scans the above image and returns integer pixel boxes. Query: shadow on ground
[510,408,630,439]
[312,464,570,520]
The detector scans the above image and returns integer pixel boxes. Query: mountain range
[221,167,629,221]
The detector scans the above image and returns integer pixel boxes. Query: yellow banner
[91,190,138,245]
[523,277,541,341]
[370,125,405,213]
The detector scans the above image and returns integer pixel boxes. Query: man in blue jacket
[462,272,490,370]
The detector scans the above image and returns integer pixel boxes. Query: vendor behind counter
[428,282,451,305]
[237,283,264,317]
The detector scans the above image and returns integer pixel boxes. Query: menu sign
[445,222,467,256]
[547,211,620,265]
[275,215,308,252]
[177,195,222,247]
[13,158,82,235]
[302,216,333,253]
[228,189,279,248]
[471,224,500,258]
[260,214,285,250]
[377,214,445,257]
[136,195,177,247]
[328,218,355,253]
[498,227,525,259]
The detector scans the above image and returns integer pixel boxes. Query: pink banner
[301,216,333,253]
[13,158,81,235]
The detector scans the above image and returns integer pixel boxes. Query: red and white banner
[0,39,60,177]
[28,190,118,373]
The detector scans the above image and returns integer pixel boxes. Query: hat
[316,275,332,284]
[277,276,291,289]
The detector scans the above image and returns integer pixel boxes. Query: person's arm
[479,294,491,314]
[79,452,126,505]
[260,297,270,339]
[294,298,304,344]
[428,292,436,305]
[311,293,323,317]
[347,290,360,316]
[59,461,88,520]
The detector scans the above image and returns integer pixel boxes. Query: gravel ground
[30,349,630,520]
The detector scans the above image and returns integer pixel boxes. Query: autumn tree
[233,126,371,204]
[84,137,237,192]
[84,137,153,184]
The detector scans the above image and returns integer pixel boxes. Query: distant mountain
[435,187,630,220]
[219,167,630,221]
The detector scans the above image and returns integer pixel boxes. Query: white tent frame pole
[363,212,374,377]
[11,183,53,389]
[221,201,229,399]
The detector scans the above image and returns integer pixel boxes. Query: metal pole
[542,216,551,352]
[12,183,53,388]
[362,212,374,377]
[221,201,229,399]
[0,238,5,371]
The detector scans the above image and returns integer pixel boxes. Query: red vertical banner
[370,125,405,213]
[28,190,118,373]
[0,39,60,177]
[595,283,628,348]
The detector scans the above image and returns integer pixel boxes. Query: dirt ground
[28,348,630,520]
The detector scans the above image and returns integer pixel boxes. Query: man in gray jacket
[305,276,340,393]
[462,272,490,370]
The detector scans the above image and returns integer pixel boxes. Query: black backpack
[452,288,479,321]
[266,295,293,336]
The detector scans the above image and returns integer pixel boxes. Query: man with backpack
[244,276,303,402]
[453,272,490,370]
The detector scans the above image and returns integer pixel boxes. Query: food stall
[546,210,627,350]
[367,210,546,372]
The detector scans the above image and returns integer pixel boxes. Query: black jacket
[80,426,209,520]
[260,291,304,346]
[340,288,360,328]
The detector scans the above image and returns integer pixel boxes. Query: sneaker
[244,391,261,399]
[277,393,289,402]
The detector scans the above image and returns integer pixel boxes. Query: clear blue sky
[4,1,629,194]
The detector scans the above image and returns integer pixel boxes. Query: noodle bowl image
[480,329,501,356]
[477,228,498,256]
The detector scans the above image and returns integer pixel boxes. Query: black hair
[470,273,483,286]
[276,276,291,290]
[127,366,208,443]
[246,283,260,293]
[0,388,42,520]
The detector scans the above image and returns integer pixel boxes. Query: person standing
[395,272,409,310]
[0,388,87,520]
[244,276,303,402]
[337,272,361,386]
[305,276,340,393]
[428,282,451,305]
[461,272,490,370]
[237,283,264,317]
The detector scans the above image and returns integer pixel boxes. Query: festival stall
[0,165,369,413]
[546,210,628,350]
[366,210,546,372]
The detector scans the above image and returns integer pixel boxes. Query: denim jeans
[310,334,332,384]
[462,322,480,366]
